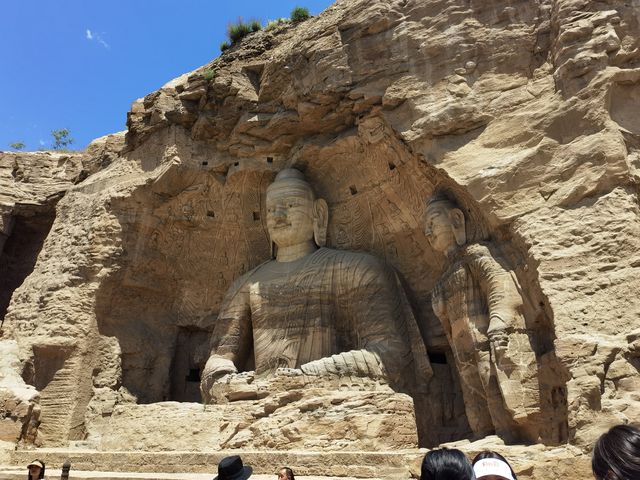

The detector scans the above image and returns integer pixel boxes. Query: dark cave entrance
[169,326,210,402]
[0,210,56,322]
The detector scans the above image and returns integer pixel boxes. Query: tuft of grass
[227,21,251,43]
[250,20,261,32]
[290,6,310,22]
[202,69,216,81]
[220,40,231,52]
[226,18,261,45]
[265,18,289,31]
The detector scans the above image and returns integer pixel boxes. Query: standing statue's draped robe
[208,247,431,391]
[431,243,540,439]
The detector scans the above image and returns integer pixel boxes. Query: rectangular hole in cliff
[388,162,396,171]
[234,162,239,167]
[266,157,273,163]
[201,161,208,166]
[428,352,448,364]
[33,345,70,391]
[169,327,210,403]
[0,211,56,322]
[253,211,260,221]
[349,185,358,195]
[207,211,215,218]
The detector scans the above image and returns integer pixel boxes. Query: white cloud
[97,37,110,49]
[85,28,110,49]
[39,139,46,146]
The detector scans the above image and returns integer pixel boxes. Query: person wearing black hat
[213,455,253,480]
[26,460,46,480]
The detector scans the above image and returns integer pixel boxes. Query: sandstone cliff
[1,0,639,461]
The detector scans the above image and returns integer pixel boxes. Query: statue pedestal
[91,371,418,451]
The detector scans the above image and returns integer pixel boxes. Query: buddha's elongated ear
[450,208,467,246]
[313,198,329,247]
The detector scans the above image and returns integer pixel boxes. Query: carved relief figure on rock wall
[424,191,540,443]
[200,168,432,403]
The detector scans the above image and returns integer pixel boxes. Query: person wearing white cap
[472,451,517,480]
[26,459,46,480]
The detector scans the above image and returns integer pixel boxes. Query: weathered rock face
[89,373,418,452]
[1,0,639,466]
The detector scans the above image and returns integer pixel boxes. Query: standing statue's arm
[469,245,527,337]
[469,245,540,421]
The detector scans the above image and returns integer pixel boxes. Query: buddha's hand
[200,356,238,403]
[487,314,510,351]
[300,349,386,380]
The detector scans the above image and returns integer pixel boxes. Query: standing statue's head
[424,193,467,257]
[266,169,328,258]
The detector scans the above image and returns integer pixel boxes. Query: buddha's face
[266,182,315,248]
[424,202,461,254]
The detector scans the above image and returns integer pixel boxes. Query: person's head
[213,455,252,480]
[472,451,517,480]
[592,424,640,480]
[421,448,475,480]
[277,467,295,480]
[266,169,328,251]
[27,460,45,480]
[424,194,467,257]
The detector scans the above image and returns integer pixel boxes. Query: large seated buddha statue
[200,168,431,403]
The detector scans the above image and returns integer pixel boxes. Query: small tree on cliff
[51,129,74,150]
[9,142,26,150]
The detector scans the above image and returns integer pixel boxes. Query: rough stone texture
[0,341,39,444]
[1,0,640,476]
[89,374,417,452]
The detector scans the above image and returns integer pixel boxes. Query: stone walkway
[0,468,377,480]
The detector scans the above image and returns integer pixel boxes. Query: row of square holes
[200,160,399,209]
[201,157,274,167]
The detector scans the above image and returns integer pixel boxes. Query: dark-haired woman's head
[592,424,640,480]
[421,448,475,480]
[27,460,45,480]
[277,467,294,480]
[472,451,516,480]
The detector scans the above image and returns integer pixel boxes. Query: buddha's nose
[273,206,287,221]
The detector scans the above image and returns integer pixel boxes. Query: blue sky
[1,1,334,151]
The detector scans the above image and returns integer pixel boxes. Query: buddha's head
[266,169,328,250]
[424,194,467,257]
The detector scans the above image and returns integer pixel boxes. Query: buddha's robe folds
[206,247,431,392]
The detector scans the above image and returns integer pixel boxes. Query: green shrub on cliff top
[290,6,310,22]
[227,18,261,45]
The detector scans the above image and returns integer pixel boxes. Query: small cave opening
[0,210,56,322]
[427,351,448,364]
[416,349,472,447]
[169,327,210,403]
